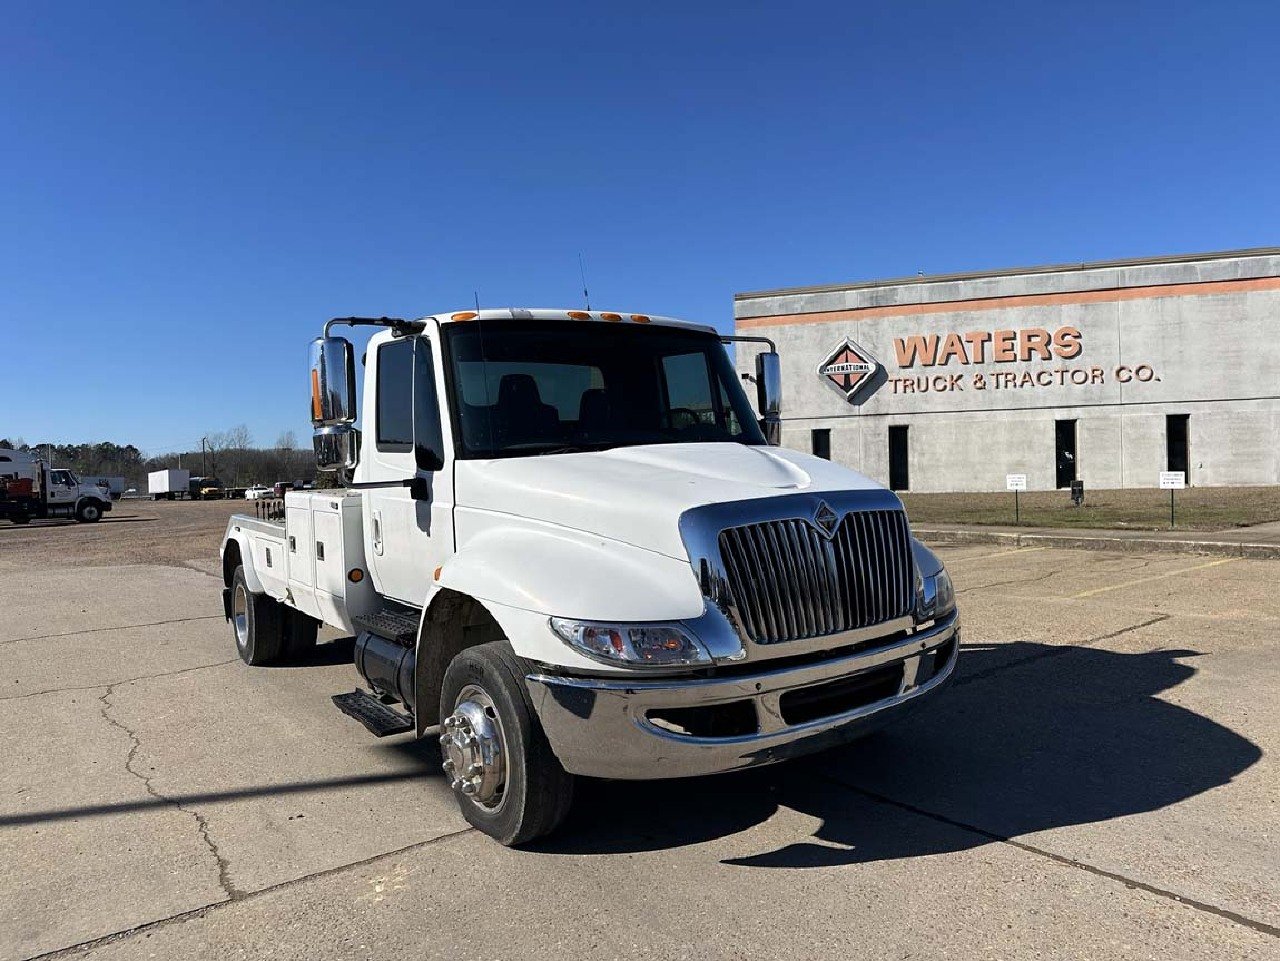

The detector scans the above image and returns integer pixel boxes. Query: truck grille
[717,509,914,644]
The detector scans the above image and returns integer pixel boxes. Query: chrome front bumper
[525,613,958,780]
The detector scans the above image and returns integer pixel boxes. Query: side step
[332,690,414,737]
[352,602,421,646]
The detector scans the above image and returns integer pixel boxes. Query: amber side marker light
[567,310,591,320]
[348,568,364,583]
[451,311,478,321]
[600,312,622,322]
[630,314,651,323]
[433,566,443,581]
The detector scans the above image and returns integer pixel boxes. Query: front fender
[436,525,706,624]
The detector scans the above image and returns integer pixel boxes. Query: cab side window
[376,340,414,452]
[375,337,445,470]
[413,339,445,471]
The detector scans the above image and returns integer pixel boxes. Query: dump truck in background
[0,450,114,523]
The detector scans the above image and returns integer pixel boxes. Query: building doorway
[811,428,831,460]
[1167,414,1190,481]
[888,425,909,491]
[1055,420,1077,489]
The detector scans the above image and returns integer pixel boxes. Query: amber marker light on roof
[600,312,622,322]
[567,310,591,320]
[630,314,651,323]
[451,311,478,321]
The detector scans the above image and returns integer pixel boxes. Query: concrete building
[734,247,1280,492]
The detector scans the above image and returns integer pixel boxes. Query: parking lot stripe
[1069,557,1238,599]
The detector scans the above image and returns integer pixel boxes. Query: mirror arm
[324,316,424,338]
[720,334,777,351]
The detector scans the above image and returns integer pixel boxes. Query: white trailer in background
[148,468,191,500]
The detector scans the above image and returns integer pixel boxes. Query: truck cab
[221,308,958,845]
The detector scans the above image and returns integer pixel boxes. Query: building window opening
[811,428,831,460]
[1167,414,1189,481]
[888,425,909,491]
[1055,419,1077,489]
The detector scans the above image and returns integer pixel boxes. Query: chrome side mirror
[314,425,361,472]
[309,336,357,427]
[755,351,782,445]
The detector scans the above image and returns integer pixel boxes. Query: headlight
[549,617,712,667]
[915,568,956,622]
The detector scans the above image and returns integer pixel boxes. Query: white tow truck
[220,309,959,845]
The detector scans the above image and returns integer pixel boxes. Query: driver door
[362,332,454,607]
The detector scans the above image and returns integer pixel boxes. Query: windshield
[442,319,766,458]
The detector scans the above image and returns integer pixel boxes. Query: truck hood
[454,443,889,560]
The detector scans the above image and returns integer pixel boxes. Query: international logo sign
[812,500,839,538]
[818,338,882,403]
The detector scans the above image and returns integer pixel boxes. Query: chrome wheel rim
[232,584,249,650]
[440,685,508,811]
[83,505,99,521]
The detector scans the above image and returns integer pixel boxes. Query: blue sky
[3,1,1277,453]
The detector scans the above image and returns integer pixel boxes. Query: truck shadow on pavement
[531,642,1262,865]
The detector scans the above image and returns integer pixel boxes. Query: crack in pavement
[819,773,1280,940]
[957,567,1063,596]
[0,615,224,648]
[95,682,246,904]
[21,827,477,961]
[955,614,1172,688]
[1,658,240,701]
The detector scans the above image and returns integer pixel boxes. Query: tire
[439,641,574,846]
[75,500,103,523]
[10,512,30,525]
[229,565,286,665]
[282,608,319,661]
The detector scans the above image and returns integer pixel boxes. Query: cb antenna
[578,252,590,310]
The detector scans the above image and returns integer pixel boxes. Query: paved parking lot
[2,508,1278,960]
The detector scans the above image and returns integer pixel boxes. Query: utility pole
[201,436,208,476]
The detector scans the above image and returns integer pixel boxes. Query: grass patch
[899,487,1280,531]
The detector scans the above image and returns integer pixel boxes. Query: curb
[914,527,1280,560]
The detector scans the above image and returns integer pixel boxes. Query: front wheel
[439,641,574,846]
[75,501,103,523]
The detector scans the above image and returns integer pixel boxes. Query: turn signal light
[433,565,443,581]
[348,568,364,583]
[451,311,478,321]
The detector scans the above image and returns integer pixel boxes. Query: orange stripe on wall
[736,275,1280,328]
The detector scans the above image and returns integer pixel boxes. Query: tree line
[1,427,317,489]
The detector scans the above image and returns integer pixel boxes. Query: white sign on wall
[1159,471,1186,490]
[1006,473,1028,492]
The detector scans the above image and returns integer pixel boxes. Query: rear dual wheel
[229,565,318,665]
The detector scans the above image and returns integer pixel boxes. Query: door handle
[372,510,384,556]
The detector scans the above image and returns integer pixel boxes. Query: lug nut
[466,763,482,776]
[450,778,462,791]
[460,782,477,795]
[442,759,456,774]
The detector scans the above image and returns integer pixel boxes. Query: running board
[331,690,414,737]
